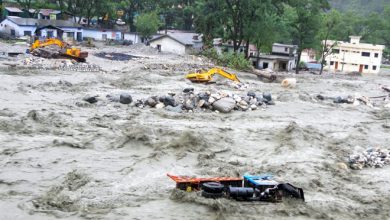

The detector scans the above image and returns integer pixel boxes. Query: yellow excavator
[30,38,88,62]
[186,67,240,83]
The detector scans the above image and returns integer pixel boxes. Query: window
[263,62,269,69]
[102,34,107,40]
[374,53,379,58]
[332,49,340,54]
[373,66,377,70]
[364,65,369,69]
[47,31,54,38]
[362,52,370,57]
[284,47,288,52]
[24,31,32,36]
[330,61,334,65]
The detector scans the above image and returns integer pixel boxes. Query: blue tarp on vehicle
[305,62,321,70]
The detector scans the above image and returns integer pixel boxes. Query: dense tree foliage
[9,0,390,61]
[135,12,160,40]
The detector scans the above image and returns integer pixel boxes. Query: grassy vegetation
[201,49,251,71]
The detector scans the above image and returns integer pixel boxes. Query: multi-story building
[324,36,385,74]
[252,43,298,71]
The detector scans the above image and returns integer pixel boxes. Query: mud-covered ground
[1,42,390,220]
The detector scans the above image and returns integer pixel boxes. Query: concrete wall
[272,45,296,55]
[123,33,141,44]
[83,29,122,41]
[257,58,296,71]
[258,59,276,70]
[149,36,186,54]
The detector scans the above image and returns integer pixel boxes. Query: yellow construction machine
[186,67,240,83]
[30,38,88,62]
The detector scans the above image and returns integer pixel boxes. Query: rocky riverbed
[0,41,390,219]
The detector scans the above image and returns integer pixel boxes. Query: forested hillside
[330,0,388,14]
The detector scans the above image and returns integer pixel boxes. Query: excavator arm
[208,68,240,82]
[186,67,240,83]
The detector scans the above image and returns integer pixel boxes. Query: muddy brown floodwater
[0,42,390,220]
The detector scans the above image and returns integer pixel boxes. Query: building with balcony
[324,36,385,74]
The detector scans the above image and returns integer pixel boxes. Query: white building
[0,16,82,40]
[252,43,298,71]
[324,36,385,74]
[300,48,317,63]
[83,28,122,41]
[148,31,203,55]
[82,28,141,43]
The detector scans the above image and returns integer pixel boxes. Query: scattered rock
[83,95,98,104]
[208,97,216,104]
[145,97,157,107]
[263,92,272,102]
[349,148,390,170]
[119,93,133,104]
[155,103,165,109]
[247,91,256,98]
[212,98,236,113]
[159,95,176,107]
[197,99,206,108]
[183,88,194,93]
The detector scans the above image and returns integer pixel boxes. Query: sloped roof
[273,43,298,48]
[39,9,61,16]
[149,32,201,46]
[6,16,81,28]
[5,7,23,13]
[148,35,190,46]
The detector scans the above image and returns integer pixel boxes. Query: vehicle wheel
[201,190,223,199]
[202,182,224,193]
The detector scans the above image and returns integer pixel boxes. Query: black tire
[201,190,223,199]
[202,182,224,193]
[278,183,301,199]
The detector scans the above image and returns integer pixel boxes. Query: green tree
[246,0,285,55]
[284,0,329,74]
[193,0,224,48]
[16,0,35,11]
[136,12,160,40]
[317,9,341,74]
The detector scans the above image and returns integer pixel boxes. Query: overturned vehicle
[168,174,304,202]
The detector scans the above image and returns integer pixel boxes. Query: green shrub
[201,49,251,71]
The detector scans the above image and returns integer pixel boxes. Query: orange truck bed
[167,173,243,191]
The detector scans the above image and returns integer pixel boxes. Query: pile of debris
[316,94,389,108]
[22,57,101,72]
[87,89,274,113]
[349,148,390,170]
[137,88,274,113]
[58,60,101,72]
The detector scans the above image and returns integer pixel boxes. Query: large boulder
[119,93,133,104]
[159,95,176,107]
[212,98,236,113]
